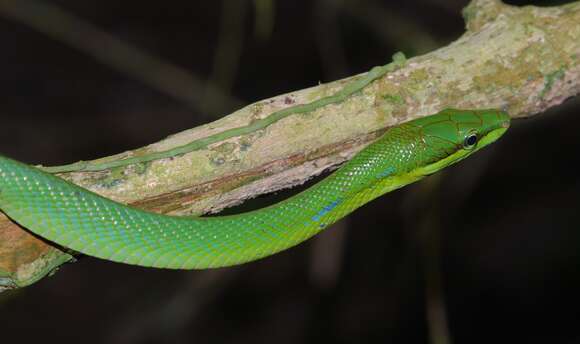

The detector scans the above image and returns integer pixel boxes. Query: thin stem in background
[344,0,440,55]
[309,219,349,291]
[201,0,248,115]
[0,0,243,117]
[315,0,349,79]
[253,0,276,40]
[106,269,241,344]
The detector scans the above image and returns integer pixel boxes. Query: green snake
[0,54,510,269]
[0,109,510,269]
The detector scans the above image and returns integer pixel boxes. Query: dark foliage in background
[1,0,579,343]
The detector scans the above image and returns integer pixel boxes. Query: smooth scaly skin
[0,109,510,269]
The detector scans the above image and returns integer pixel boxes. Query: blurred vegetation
[0,1,579,343]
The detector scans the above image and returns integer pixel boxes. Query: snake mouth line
[478,126,508,149]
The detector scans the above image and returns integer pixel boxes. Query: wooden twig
[1,0,579,290]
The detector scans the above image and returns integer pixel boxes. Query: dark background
[1,0,579,343]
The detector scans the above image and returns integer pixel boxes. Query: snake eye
[463,133,478,149]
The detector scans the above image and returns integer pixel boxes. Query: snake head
[406,108,510,175]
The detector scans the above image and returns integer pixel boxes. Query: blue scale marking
[312,199,342,222]
[375,166,395,179]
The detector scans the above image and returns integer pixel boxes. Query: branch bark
[1,0,579,291]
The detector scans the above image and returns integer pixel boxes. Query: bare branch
[1,0,579,290]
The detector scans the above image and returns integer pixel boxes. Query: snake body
[0,109,509,269]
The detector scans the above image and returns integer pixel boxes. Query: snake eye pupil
[463,134,478,149]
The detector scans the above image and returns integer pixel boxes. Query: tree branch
[1,0,579,291]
